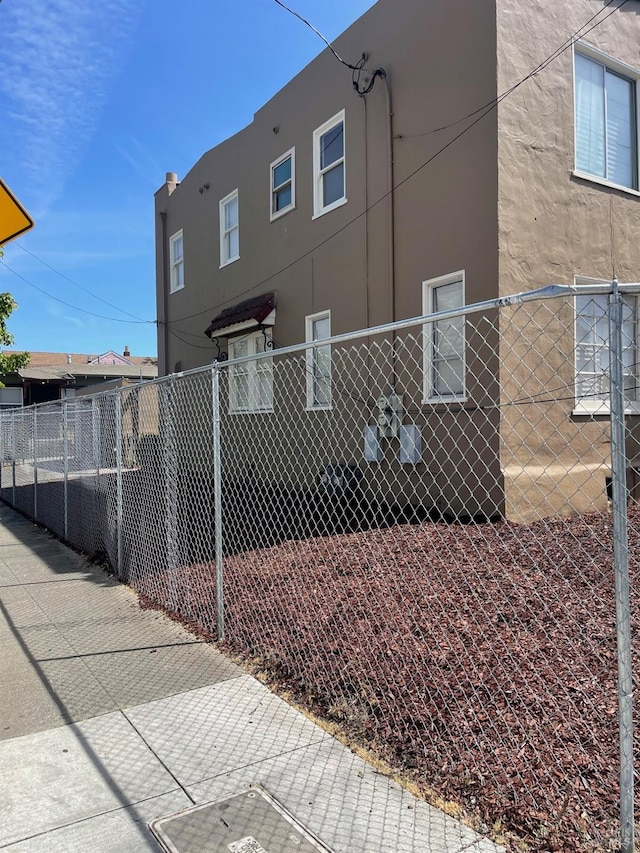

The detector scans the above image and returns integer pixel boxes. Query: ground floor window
[422,272,466,402]
[228,330,273,413]
[575,292,639,413]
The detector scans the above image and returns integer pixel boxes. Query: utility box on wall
[399,425,422,464]
[364,425,383,462]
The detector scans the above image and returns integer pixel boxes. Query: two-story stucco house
[155,0,640,521]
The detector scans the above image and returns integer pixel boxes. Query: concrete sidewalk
[0,504,502,853]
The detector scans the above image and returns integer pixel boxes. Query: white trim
[574,41,640,80]
[210,310,276,341]
[270,147,296,221]
[313,110,346,218]
[169,229,184,293]
[305,310,332,410]
[422,271,466,404]
[572,42,639,193]
[219,189,239,267]
[571,170,640,198]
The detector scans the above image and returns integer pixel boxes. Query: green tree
[0,249,30,382]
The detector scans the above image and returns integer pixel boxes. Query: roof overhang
[204,292,276,339]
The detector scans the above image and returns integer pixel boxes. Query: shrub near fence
[1,284,637,851]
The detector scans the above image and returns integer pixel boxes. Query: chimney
[166,171,179,196]
[123,345,131,358]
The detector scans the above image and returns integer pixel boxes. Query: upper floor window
[574,284,639,413]
[574,47,638,192]
[306,311,332,409]
[169,230,184,293]
[220,189,239,266]
[313,110,346,217]
[422,272,466,403]
[271,148,295,220]
[228,330,273,414]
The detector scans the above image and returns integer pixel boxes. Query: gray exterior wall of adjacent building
[155,0,499,374]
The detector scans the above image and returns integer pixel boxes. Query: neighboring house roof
[204,292,277,338]
[2,350,157,367]
[16,363,158,382]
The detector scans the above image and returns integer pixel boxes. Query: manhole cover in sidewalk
[150,788,334,853]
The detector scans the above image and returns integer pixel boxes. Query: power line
[14,244,148,323]
[0,261,154,325]
[397,0,622,140]
[272,0,365,72]
[167,0,629,333]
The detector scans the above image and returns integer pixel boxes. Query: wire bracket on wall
[352,55,386,96]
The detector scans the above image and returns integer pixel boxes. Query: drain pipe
[382,70,397,387]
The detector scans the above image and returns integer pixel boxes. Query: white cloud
[117,136,164,187]
[42,300,87,329]
[0,0,144,214]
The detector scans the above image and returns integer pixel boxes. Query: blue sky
[0,0,375,359]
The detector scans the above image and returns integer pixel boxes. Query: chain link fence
[1,284,637,851]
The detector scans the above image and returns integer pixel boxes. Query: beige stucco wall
[496,0,640,520]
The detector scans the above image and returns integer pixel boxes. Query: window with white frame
[574,46,638,192]
[422,272,465,402]
[169,230,184,293]
[313,110,346,217]
[270,148,295,220]
[219,189,239,266]
[575,287,639,413]
[228,330,273,413]
[305,311,332,409]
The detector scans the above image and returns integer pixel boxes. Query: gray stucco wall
[155,0,499,376]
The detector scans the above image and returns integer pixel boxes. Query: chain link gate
[0,283,637,851]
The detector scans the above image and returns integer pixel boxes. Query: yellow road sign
[0,179,34,247]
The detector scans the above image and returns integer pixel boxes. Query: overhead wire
[272,0,369,72]
[397,0,623,139]
[13,244,149,322]
[0,261,154,325]
[167,0,630,333]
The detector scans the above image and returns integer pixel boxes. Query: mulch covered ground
[138,506,640,851]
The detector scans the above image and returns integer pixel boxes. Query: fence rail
[1,285,637,851]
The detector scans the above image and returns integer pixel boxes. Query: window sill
[169,283,185,294]
[571,170,640,198]
[312,197,348,220]
[422,395,468,406]
[573,403,640,417]
[270,204,296,223]
[229,407,274,416]
[306,404,333,412]
[219,255,240,269]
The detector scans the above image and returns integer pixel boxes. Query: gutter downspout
[382,71,396,386]
[159,210,169,376]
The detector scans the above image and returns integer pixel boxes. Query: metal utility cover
[149,788,334,853]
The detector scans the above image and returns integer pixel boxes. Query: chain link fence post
[62,400,68,540]
[92,397,100,476]
[33,407,38,523]
[115,393,123,578]
[162,380,179,609]
[212,365,225,641]
[608,278,635,853]
[11,408,16,507]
